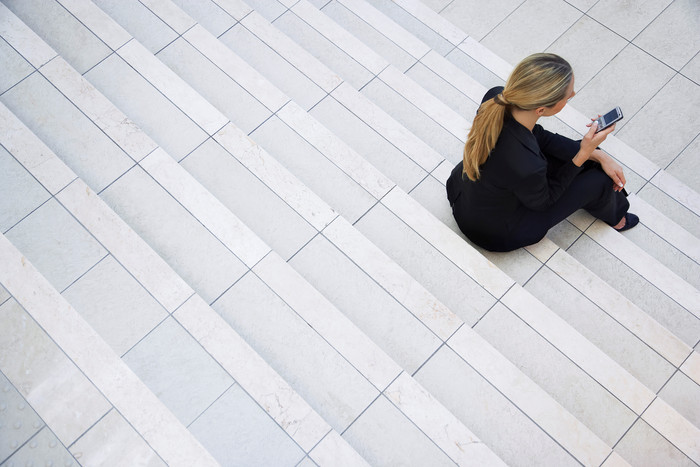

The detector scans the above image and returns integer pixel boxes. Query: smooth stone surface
[239,0,287,21]
[546,15,628,89]
[289,234,441,374]
[218,23,326,111]
[567,235,700,347]
[62,255,168,357]
[361,77,464,163]
[476,303,637,446]
[211,272,379,433]
[92,0,178,53]
[189,384,305,467]
[571,44,675,136]
[122,317,233,426]
[169,0,238,36]
[69,409,166,467]
[617,74,700,169]
[355,203,496,326]
[0,35,33,94]
[342,395,456,467]
[366,0,455,55]
[444,46,505,91]
[0,146,49,233]
[2,426,77,466]
[3,0,110,74]
[156,37,272,135]
[405,61,479,119]
[4,199,106,292]
[415,346,580,467]
[658,371,700,428]
[322,1,417,72]
[273,9,375,89]
[0,72,134,193]
[667,134,700,195]
[181,139,316,261]
[439,0,523,40]
[639,183,700,239]
[525,266,675,392]
[0,299,111,446]
[250,115,377,223]
[0,284,9,304]
[587,0,672,41]
[85,53,209,162]
[0,371,44,463]
[632,0,700,70]
[100,165,248,303]
[623,223,700,290]
[615,419,696,467]
[481,0,582,66]
[309,94,427,193]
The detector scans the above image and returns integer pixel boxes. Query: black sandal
[615,213,639,232]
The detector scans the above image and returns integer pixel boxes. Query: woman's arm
[589,149,626,192]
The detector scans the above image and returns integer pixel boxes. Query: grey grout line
[580,229,700,320]
[54,0,117,54]
[662,130,700,173]
[66,407,114,450]
[130,159,256,270]
[443,336,585,466]
[58,252,111,295]
[95,162,140,197]
[246,265,390,395]
[378,381,465,466]
[410,341,447,378]
[477,0,528,43]
[184,382,237,430]
[540,262,691,373]
[494,292,655,418]
[389,2,698,216]
[281,6,380,82]
[6,0,700,462]
[0,291,160,460]
[338,389,384,437]
[207,266,257,308]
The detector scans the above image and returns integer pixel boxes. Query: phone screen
[601,108,619,124]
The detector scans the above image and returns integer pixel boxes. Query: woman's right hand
[572,118,616,166]
[581,117,616,154]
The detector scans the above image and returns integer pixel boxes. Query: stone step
[83,1,656,464]
[4,0,700,466]
[194,0,700,460]
[83,0,700,464]
[301,0,700,290]
[0,1,600,466]
[29,2,576,463]
[0,234,216,466]
[0,96,371,465]
[0,4,509,465]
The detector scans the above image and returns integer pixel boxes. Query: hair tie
[494,93,509,106]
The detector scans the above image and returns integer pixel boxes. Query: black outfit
[446,87,629,252]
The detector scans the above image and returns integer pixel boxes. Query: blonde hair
[462,53,573,181]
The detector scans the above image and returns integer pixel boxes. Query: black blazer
[446,87,582,250]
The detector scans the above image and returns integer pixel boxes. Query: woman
[446,53,638,252]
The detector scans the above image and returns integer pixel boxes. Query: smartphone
[595,107,623,132]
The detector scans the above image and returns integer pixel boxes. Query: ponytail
[463,98,507,181]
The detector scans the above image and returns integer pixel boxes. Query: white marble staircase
[1,0,699,466]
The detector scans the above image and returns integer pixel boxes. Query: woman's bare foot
[613,216,626,230]
[613,213,639,231]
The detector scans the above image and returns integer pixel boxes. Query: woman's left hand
[595,150,626,192]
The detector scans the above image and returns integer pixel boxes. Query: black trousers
[505,161,629,250]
